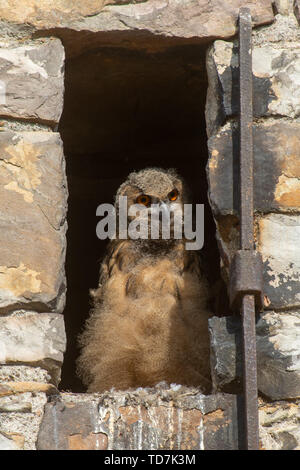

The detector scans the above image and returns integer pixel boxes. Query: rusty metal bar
[241,295,259,449]
[239,7,254,251]
[238,7,259,450]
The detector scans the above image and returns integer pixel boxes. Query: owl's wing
[91,239,137,301]
[183,248,205,280]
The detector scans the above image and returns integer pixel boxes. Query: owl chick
[77,168,213,393]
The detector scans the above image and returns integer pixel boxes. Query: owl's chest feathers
[108,240,190,301]
[125,258,182,300]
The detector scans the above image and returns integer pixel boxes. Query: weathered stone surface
[258,214,300,309]
[294,0,300,24]
[0,39,64,124]
[0,381,58,397]
[208,315,243,393]
[212,213,300,310]
[207,122,300,309]
[273,0,293,15]
[253,6,300,46]
[0,391,47,450]
[0,0,274,47]
[0,313,66,385]
[209,311,300,400]
[0,396,32,413]
[206,41,300,136]
[259,400,300,450]
[207,122,300,215]
[37,387,243,450]
[0,0,108,27]
[0,365,51,384]
[0,131,67,313]
[0,431,21,450]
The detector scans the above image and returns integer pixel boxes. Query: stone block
[259,400,300,450]
[294,0,300,24]
[273,0,293,15]
[212,214,300,310]
[209,311,300,400]
[37,387,243,450]
[0,390,47,450]
[207,122,300,216]
[0,131,67,313]
[0,39,64,124]
[206,41,300,136]
[0,381,58,396]
[0,313,66,385]
[207,123,300,309]
[0,365,51,384]
[0,396,32,413]
[0,431,21,450]
[208,315,243,393]
[258,214,300,309]
[0,0,274,41]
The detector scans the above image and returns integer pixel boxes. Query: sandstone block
[0,396,32,413]
[37,387,242,450]
[207,121,300,216]
[208,315,243,393]
[0,39,64,124]
[207,122,300,309]
[0,390,47,450]
[0,313,66,385]
[206,41,300,136]
[212,214,300,310]
[209,311,300,400]
[0,131,67,313]
[0,365,51,384]
[0,1,274,41]
[259,400,300,450]
[273,0,293,14]
[0,431,21,450]
[258,214,300,309]
[0,381,58,396]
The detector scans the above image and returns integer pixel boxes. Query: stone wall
[206,1,300,449]
[0,0,299,450]
[0,32,67,449]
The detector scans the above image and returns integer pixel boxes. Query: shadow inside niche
[58,41,226,392]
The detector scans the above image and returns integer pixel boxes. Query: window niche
[58,36,224,392]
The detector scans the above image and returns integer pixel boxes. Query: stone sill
[37,385,243,450]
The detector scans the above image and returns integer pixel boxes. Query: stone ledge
[37,387,243,450]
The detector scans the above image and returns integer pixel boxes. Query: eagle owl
[77,168,213,393]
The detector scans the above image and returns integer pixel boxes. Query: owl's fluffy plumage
[77,168,213,393]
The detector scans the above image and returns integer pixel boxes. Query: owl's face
[116,168,189,241]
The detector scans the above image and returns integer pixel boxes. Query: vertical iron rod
[239,7,254,251]
[239,7,259,450]
[242,295,259,449]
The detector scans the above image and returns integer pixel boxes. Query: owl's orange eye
[136,194,151,206]
[168,189,178,202]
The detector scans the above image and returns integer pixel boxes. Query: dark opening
[58,36,224,392]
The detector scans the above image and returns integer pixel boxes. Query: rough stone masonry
[0,0,299,450]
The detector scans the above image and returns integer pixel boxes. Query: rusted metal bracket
[230,250,263,311]
[229,7,262,450]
